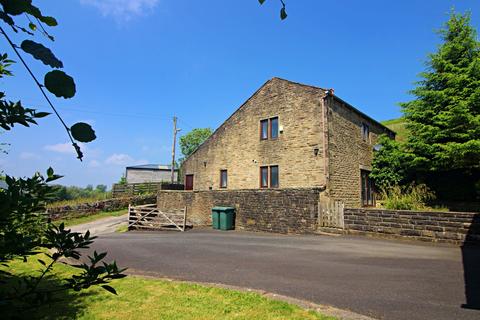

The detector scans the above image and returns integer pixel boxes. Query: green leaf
[70,122,96,143]
[25,3,41,18]
[33,111,51,118]
[0,10,14,25]
[280,7,287,20]
[96,252,107,261]
[101,285,117,295]
[38,15,57,26]
[44,70,75,98]
[21,40,63,68]
[0,0,31,16]
[73,142,83,161]
[46,174,63,183]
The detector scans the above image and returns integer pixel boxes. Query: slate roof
[126,164,177,171]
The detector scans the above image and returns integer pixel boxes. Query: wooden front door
[185,174,194,190]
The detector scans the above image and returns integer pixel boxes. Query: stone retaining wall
[157,189,479,245]
[157,188,322,234]
[344,208,480,245]
[47,195,156,220]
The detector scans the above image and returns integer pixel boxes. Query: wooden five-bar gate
[128,204,191,231]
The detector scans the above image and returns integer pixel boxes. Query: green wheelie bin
[211,207,221,229]
[215,206,236,231]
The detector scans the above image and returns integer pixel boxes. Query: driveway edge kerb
[126,269,377,320]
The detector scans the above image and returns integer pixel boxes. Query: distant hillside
[382,118,408,142]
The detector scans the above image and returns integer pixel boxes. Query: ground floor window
[270,165,279,188]
[361,170,375,206]
[220,170,227,188]
[260,165,279,188]
[260,166,268,188]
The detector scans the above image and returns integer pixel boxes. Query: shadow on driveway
[462,213,480,310]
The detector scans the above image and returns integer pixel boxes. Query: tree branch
[0,26,83,161]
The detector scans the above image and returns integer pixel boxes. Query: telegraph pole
[171,116,181,183]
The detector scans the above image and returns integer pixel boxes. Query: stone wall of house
[344,208,480,245]
[47,195,156,220]
[181,78,327,191]
[157,188,323,234]
[325,97,394,207]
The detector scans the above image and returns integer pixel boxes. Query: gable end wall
[182,78,327,190]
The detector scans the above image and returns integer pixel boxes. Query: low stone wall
[156,190,479,245]
[157,188,322,234]
[47,195,156,220]
[344,208,480,245]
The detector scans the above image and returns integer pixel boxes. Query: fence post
[127,204,131,229]
[182,206,187,232]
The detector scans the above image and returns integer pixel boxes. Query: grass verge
[1,253,335,320]
[55,209,128,227]
[382,118,408,142]
[115,224,129,233]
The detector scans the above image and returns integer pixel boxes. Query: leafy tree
[370,135,411,191]
[118,174,127,185]
[49,184,110,201]
[373,11,480,202]
[0,168,126,311]
[96,184,108,193]
[0,0,125,310]
[401,12,480,172]
[179,128,213,159]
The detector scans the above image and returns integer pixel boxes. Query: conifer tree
[402,12,480,172]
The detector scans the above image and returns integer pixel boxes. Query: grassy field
[55,209,128,227]
[1,254,335,320]
[382,118,408,142]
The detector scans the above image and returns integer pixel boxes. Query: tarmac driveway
[89,229,480,320]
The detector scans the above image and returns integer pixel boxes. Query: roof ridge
[271,77,329,92]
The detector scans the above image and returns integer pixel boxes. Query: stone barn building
[126,164,178,184]
[181,78,394,208]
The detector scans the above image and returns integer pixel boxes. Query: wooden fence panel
[112,182,184,198]
[318,199,345,229]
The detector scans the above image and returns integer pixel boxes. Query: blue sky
[1,0,479,187]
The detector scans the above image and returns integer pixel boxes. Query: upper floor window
[361,123,370,142]
[220,170,227,188]
[260,117,279,140]
[260,119,269,140]
[270,117,279,139]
